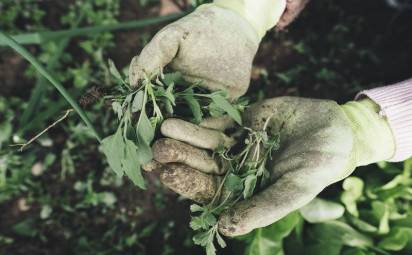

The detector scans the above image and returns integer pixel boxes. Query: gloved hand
[149,97,395,236]
[128,0,286,98]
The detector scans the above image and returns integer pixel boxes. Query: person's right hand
[129,1,287,99]
[148,97,396,236]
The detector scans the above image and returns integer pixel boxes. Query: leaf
[136,138,153,165]
[243,211,301,255]
[310,221,373,249]
[190,216,204,231]
[341,177,364,217]
[12,219,37,237]
[163,97,174,114]
[206,241,217,255]
[183,89,203,123]
[122,139,146,189]
[40,205,53,219]
[209,93,242,125]
[193,231,211,246]
[164,82,176,105]
[108,59,124,83]
[137,110,154,145]
[224,173,243,192]
[378,227,412,251]
[371,201,390,234]
[216,231,227,248]
[299,198,345,223]
[348,216,378,233]
[208,102,225,117]
[204,214,217,227]
[190,204,204,213]
[101,128,125,177]
[132,90,144,112]
[162,72,182,85]
[111,101,123,120]
[243,175,257,199]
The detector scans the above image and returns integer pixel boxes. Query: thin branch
[13,109,74,151]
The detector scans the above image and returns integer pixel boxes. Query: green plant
[102,62,245,188]
[190,125,280,255]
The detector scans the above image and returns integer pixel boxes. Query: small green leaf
[341,177,364,217]
[137,110,154,145]
[204,214,217,227]
[183,89,203,123]
[132,91,144,112]
[216,231,226,248]
[122,139,146,189]
[224,173,243,192]
[209,93,242,125]
[243,175,257,199]
[190,216,204,231]
[208,102,225,117]
[111,102,123,120]
[299,198,345,223]
[101,128,125,177]
[162,72,182,85]
[206,241,217,255]
[136,138,153,165]
[190,204,204,213]
[193,231,211,246]
[378,227,412,251]
[108,59,124,83]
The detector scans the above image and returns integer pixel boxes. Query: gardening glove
[149,97,396,236]
[129,0,287,99]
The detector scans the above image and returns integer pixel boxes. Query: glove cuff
[356,78,412,162]
[214,0,286,39]
[341,99,396,166]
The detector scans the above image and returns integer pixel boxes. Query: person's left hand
[146,97,395,236]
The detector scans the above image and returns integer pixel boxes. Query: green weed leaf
[243,175,257,199]
[101,128,125,177]
[209,93,242,125]
[122,139,146,189]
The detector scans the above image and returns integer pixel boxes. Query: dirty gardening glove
[129,0,287,98]
[150,97,395,236]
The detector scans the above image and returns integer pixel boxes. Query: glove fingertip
[128,55,140,87]
[218,209,246,237]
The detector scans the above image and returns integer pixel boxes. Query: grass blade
[0,12,187,46]
[0,31,102,142]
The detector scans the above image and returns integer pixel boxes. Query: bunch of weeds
[102,60,246,188]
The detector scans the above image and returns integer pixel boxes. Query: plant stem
[0,31,102,142]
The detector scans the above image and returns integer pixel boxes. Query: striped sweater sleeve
[356,78,412,162]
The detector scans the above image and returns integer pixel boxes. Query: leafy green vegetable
[299,198,345,223]
[208,92,242,125]
[242,211,301,255]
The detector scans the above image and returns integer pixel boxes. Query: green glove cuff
[213,0,286,39]
[341,99,396,166]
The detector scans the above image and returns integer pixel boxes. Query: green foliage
[190,128,280,255]
[242,211,301,255]
[103,62,245,188]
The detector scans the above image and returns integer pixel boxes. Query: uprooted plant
[102,60,247,189]
[189,125,280,255]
